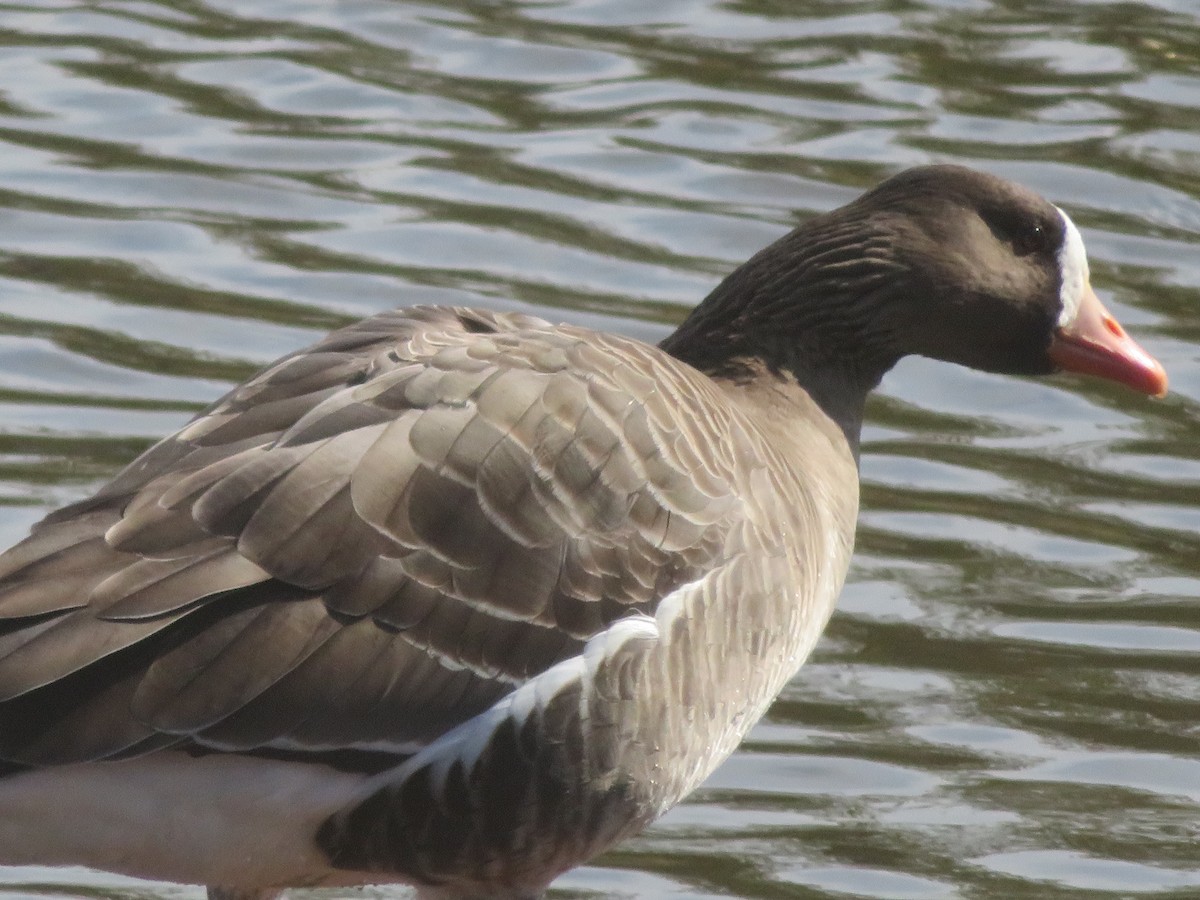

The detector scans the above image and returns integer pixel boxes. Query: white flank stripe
[579,615,657,751]
[1055,206,1090,327]
[393,615,661,792]
[582,614,658,677]
[654,574,710,635]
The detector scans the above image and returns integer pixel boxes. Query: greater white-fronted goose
[0,165,1167,900]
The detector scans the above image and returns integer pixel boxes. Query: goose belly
[0,753,375,890]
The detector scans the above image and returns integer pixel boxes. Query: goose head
[662,165,1167,444]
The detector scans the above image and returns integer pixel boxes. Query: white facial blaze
[1055,206,1089,328]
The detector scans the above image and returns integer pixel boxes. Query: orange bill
[1049,286,1168,397]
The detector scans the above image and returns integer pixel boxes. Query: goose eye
[1012,223,1047,256]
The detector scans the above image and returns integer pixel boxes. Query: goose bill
[1048,284,1168,397]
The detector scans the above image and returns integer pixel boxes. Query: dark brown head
[846,165,1165,392]
[663,165,1166,441]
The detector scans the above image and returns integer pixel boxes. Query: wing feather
[0,605,191,702]
[0,534,123,619]
[236,428,390,587]
[96,545,268,621]
[0,306,749,765]
[133,594,342,733]
[0,512,120,585]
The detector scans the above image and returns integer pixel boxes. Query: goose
[0,165,1167,900]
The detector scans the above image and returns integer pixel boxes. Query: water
[1,1,1198,897]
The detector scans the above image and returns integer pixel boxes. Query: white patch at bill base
[1055,207,1089,327]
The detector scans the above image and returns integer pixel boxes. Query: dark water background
[1,1,1199,897]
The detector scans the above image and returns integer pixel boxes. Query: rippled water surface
[2,1,1199,898]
